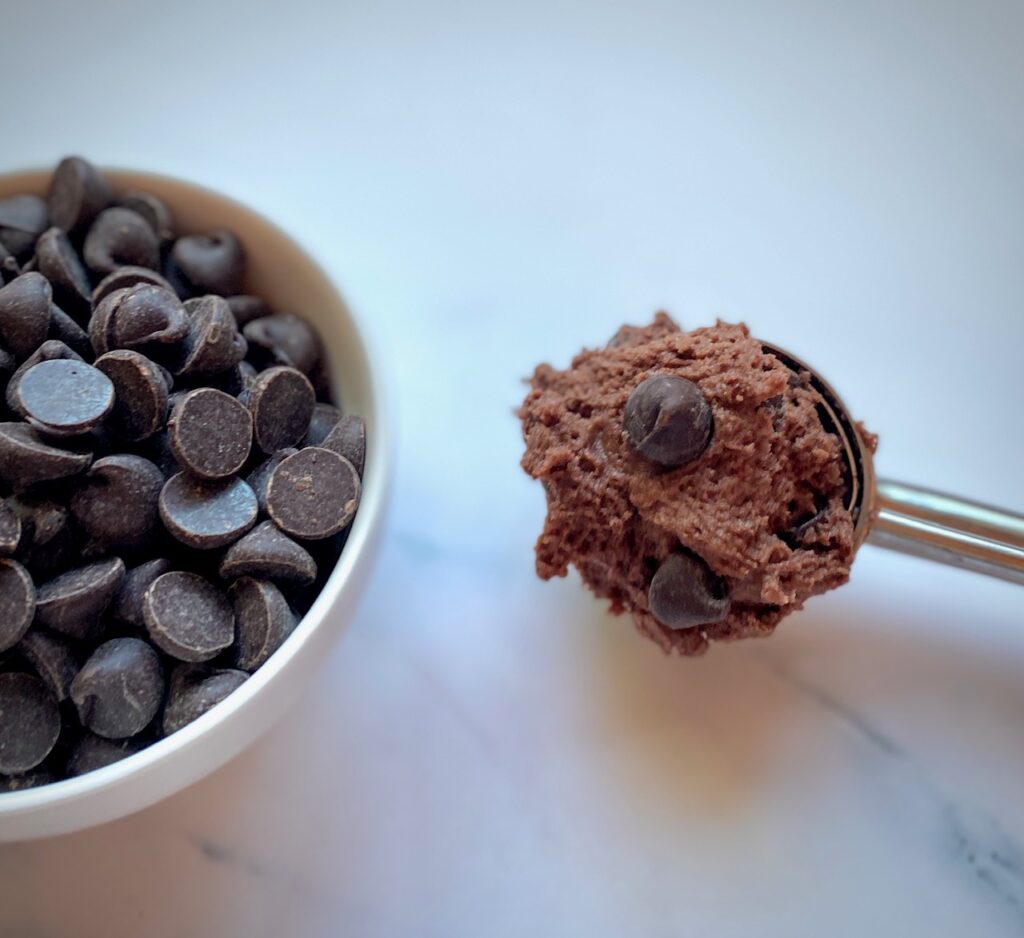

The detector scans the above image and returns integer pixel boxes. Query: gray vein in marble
[188,834,324,903]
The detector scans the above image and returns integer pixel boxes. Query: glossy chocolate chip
[246,448,298,514]
[244,366,314,454]
[143,571,234,662]
[66,732,144,777]
[18,628,79,701]
[0,194,49,258]
[302,402,341,447]
[320,414,366,477]
[159,472,257,549]
[47,303,93,359]
[0,559,36,652]
[70,455,164,546]
[162,664,248,736]
[243,314,319,374]
[91,265,174,305]
[0,422,92,491]
[48,156,112,236]
[71,637,164,739]
[167,388,253,479]
[225,294,271,327]
[36,227,92,315]
[0,271,52,357]
[6,339,84,416]
[0,673,61,774]
[112,558,173,627]
[98,284,189,354]
[219,520,317,586]
[648,552,731,630]
[117,190,175,243]
[170,230,245,296]
[35,557,125,640]
[83,207,160,276]
[228,577,296,671]
[95,350,169,441]
[267,448,360,540]
[623,375,713,468]
[172,295,246,376]
[15,359,114,436]
[0,500,21,556]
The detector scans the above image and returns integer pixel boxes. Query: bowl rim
[0,165,392,818]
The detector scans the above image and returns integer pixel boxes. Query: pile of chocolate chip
[0,157,365,789]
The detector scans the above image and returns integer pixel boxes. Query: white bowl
[0,168,390,841]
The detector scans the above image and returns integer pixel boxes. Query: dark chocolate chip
[0,271,52,357]
[162,664,247,736]
[225,294,272,327]
[171,295,246,376]
[0,244,20,284]
[6,339,84,416]
[117,190,175,243]
[35,557,125,640]
[302,403,342,447]
[83,207,160,276]
[36,227,92,315]
[66,732,144,777]
[228,577,296,671]
[0,194,49,259]
[219,520,317,585]
[0,422,92,491]
[244,366,314,454]
[320,414,366,477]
[70,637,163,739]
[47,156,112,236]
[243,314,319,374]
[267,448,360,540]
[143,571,234,662]
[47,303,93,359]
[246,448,297,515]
[0,499,21,556]
[18,628,79,701]
[167,388,252,480]
[113,558,174,627]
[170,230,245,296]
[159,472,257,549]
[94,284,189,353]
[7,494,77,579]
[0,672,61,774]
[648,552,731,630]
[91,265,174,305]
[2,765,56,790]
[623,374,713,468]
[0,559,36,652]
[70,455,164,546]
[15,359,114,436]
[94,350,169,441]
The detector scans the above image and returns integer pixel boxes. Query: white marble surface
[2,1,1024,934]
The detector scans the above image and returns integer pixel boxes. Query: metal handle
[866,479,1024,586]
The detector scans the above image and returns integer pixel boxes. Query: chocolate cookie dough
[519,314,874,656]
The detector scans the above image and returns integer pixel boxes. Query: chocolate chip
[0,422,92,491]
[36,227,92,315]
[172,295,246,376]
[47,303,92,359]
[83,207,160,276]
[0,271,52,357]
[320,414,366,476]
[0,244,20,284]
[219,520,317,586]
[95,350,169,441]
[143,571,234,662]
[18,628,79,701]
[170,231,245,296]
[0,499,21,556]
[267,448,360,540]
[167,388,252,479]
[95,284,189,353]
[303,402,341,447]
[117,190,175,243]
[7,494,76,579]
[244,366,314,454]
[648,552,731,630]
[2,766,56,790]
[35,557,125,640]
[91,265,174,305]
[225,294,271,327]
[15,359,114,436]
[6,339,84,416]
[228,577,296,671]
[243,314,319,374]
[66,732,144,777]
[70,637,163,739]
[159,472,257,549]
[0,559,36,652]
[246,448,297,514]
[0,194,49,259]
[113,558,173,627]
[69,455,164,546]
[47,156,112,236]
[162,664,248,736]
[623,374,713,467]
[0,673,61,774]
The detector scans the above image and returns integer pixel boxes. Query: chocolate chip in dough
[648,552,731,630]
[623,374,713,468]
[142,571,234,662]
[70,637,164,739]
[266,447,360,540]
[0,673,61,774]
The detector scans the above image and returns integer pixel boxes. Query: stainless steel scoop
[762,343,1024,586]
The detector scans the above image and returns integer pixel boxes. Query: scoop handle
[866,479,1024,586]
